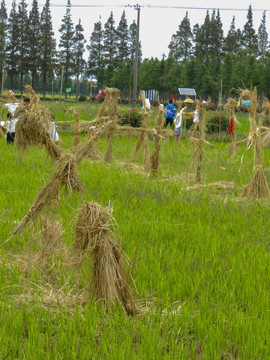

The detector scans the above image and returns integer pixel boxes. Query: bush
[206,112,230,134]
[78,94,87,102]
[184,113,195,130]
[118,109,143,128]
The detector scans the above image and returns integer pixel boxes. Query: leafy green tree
[168,11,193,62]
[87,19,103,78]
[242,5,258,55]
[74,19,86,99]
[28,0,40,90]
[221,53,234,94]
[17,0,30,95]
[258,11,268,59]
[103,11,117,66]
[58,0,75,97]
[40,0,56,99]
[6,0,19,90]
[0,0,7,95]
[116,10,129,65]
[183,57,197,88]
[111,59,133,92]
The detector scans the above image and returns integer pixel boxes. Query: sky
[6,1,270,59]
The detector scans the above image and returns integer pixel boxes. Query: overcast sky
[6,1,270,59]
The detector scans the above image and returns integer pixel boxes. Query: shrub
[118,109,143,128]
[206,112,230,134]
[78,94,87,102]
[184,113,195,130]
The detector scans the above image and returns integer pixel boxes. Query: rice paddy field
[0,101,270,359]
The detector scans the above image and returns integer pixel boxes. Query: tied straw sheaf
[10,86,139,315]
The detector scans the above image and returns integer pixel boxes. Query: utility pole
[132,4,140,111]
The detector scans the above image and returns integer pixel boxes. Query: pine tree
[28,0,40,90]
[6,1,19,91]
[258,11,268,59]
[193,23,203,59]
[0,0,7,95]
[128,20,142,63]
[17,0,29,95]
[168,11,193,62]
[74,19,86,99]
[116,10,129,66]
[242,5,258,55]
[201,11,211,55]
[103,11,117,66]
[40,0,56,99]
[224,16,240,55]
[87,19,103,78]
[209,10,223,59]
[58,0,75,97]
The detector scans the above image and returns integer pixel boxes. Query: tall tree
[6,1,19,91]
[74,18,86,99]
[242,5,258,55]
[223,16,241,55]
[87,18,103,78]
[28,0,40,90]
[40,0,56,99]
[168,11,193,62]
[200,11,211,55]
[193,23,203,59]
[58,0,75,97]
[258,11,268,59]
[0,0,7,95]
[103,11,117,65]
[208,10,223,59]
[17,0,29,96]
[128,20,142,63]
[116,10,129,65]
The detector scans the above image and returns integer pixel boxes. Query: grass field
[0,103,270,359]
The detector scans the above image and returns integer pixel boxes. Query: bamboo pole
[56,66,64,123]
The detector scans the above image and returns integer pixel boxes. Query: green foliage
[118,109,143,127]
[78,94,87,102]
[206,112,230,133]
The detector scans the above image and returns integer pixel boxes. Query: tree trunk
[43,73,46,100]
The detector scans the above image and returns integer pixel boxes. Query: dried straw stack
[239,87,257,131]
[191,102,208,183]
[132,93,151,172]
[150,108,164,173]
[0,126,4,139]
[15,86,61,159]
[104,88,120,162]
[73,201,138,315]
[243,111,270,197]
[225,98,239,157]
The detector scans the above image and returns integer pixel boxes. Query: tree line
[0,1,270,101]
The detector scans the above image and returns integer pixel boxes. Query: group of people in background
[161,100,187,144]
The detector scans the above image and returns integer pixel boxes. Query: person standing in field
[164,99,176,129]
[6,112,18,144]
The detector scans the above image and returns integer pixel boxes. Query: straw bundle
[189,100,200,146]
[243,111,270,197]
[12,154,84,237]
[85,127,103,160]
[0,126,4,139]
[73,201,138,315]
[150,108,164,173]
[191,102,207,183]
[104,88,120,162]
[238,87,257,130]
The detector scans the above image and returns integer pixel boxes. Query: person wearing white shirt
[6,112,19,144]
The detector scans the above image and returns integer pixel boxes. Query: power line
[5,3,270,12]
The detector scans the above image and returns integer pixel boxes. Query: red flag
[229,117,234,135]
